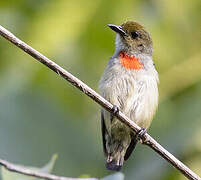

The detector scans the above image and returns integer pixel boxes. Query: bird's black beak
[107,24,128,37]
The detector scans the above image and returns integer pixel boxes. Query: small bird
[99,21,159,171]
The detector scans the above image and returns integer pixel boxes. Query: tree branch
[0,159,98,180]
[0,25,200,180]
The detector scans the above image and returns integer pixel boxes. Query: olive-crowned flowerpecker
[99,21,159,171]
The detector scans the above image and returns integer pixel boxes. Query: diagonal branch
[0,159,98,180]
[0,25,200,180]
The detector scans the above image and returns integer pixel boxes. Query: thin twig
[0,25,200,180]
[0,159,98,180]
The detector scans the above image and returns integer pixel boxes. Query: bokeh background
[0,0,201,180]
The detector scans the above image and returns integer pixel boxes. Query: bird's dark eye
[131,31,140,39]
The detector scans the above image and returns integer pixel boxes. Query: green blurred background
[0,0,201,179]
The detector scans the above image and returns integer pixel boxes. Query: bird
[99,21,159,171]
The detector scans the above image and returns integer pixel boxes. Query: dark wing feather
[124,133,138,161]
[101,111,108,156]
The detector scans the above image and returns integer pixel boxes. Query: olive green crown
[121,21,144,34]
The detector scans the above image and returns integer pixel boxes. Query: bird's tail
[105,154,124,171]
[106,160,122,171]
[105,133,138,171]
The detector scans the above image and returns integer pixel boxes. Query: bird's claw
[112,105,119,115]
[136,128,147,143]
[110,105,119,122]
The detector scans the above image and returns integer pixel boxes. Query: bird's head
[108,21,153,56]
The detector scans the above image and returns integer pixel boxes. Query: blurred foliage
[1,154,57,180]
[0,0,200,180]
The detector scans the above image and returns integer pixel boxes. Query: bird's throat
[119,51,143,70]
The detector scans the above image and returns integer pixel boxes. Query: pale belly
[125,76,159,128]
[100,71,158,131]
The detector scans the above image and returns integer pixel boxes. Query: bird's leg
[136,128,147,143]
[110,105,119,122]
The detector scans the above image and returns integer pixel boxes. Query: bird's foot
[136,128,147,143]
[110,105,119,122]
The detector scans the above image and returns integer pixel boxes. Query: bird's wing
[124,133,138,161]
[101,110,108,156]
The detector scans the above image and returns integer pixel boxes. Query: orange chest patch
[119,51,143,70]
